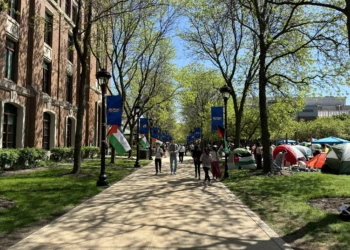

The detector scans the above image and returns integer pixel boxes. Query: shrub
[82,146,100,159]
[50,147,74,162]
[17,148,48,169]
[0,149,19,170]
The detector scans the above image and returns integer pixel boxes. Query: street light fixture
[96,68,111,187]
[149,117,153,160]
[219,84,231,179]
[134,104,141,168]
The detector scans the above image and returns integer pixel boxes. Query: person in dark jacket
[192,145,202,180]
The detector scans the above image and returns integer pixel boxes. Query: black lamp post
[134,104,141,168]
[149,117,153,160]
[96,68,111,187]
[220,84,231,179]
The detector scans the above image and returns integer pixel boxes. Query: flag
[107,125,131,155]
[216,125,224,139]
[140,136,150,149]
[152,138,163,146]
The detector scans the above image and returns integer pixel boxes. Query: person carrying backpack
[153,143,164,175]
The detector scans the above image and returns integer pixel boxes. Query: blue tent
[278,139,296,144]
[311,136,349,145]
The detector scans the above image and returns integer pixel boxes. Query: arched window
[66,118,72,147]
[43,113,51,150]
[3,103,17,148]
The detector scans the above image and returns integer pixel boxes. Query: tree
[268,1,350,54]
[181,0,260,146]
[238,0,348,173]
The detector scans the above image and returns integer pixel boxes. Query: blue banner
[140,118,148,134]
[161,132,166,141]
[152,127,159,139]
[191,133,195,141]
[195,127,201,139]
[107,96,123,125]
[211,106,223,131]
[187,136,191,143]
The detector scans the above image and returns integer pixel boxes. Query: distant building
[297,97,350,121]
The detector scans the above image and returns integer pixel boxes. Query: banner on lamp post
[152,127,159,139]
[107,96,123,125]
[195,127,201,139]
[139,118,148,134]
[211,106,223,131]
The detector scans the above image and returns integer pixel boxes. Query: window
[72,5,77,24]
[43,113,50,150]
[66,75,72,103]
[3,103,17,148]
[43,62,51,95]
[7,0,18,20]
[44,12,53,46]
[65,0,71,17]
[66,118,72,147]
[68,34,73,62]
[4,39,16,81]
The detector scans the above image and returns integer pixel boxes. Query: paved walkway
[10,156,292,250]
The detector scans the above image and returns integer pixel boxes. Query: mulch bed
[0,198,15,210]
[308,198,350,214]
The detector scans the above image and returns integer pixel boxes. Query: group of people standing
[152,141,222,186]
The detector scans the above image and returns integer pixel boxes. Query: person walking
[153,143,163,175]
[179,144,186,163]
[210,145,221,179]
[192,145,202,179]
[200,147,213,185]
[255,142,262,169]
[168,140,179,175]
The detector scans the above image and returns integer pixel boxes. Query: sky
[170,33,350,106]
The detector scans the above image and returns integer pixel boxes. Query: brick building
[0,0,102,149]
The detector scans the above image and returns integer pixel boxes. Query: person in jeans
[192,145,202,179]
[168,140,179,174]
[200,147,213,185]
[179,144,186,163]
[153,143,163,175]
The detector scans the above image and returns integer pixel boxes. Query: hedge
[0,146,101,171]
[50,146,100,162]
[0,148,48,170]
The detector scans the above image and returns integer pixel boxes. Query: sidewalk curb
[220,182,293,250]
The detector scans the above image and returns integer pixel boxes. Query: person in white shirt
[153,143,164,175]
[179,144,186,163]
[200,147,213,185]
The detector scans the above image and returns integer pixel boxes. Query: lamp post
[220,84,231,179]
[149,117,153,160]
[134,104,141,168]
[96,68,111,187]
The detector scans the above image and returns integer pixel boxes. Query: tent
[233,148,256,170]
[311,136,349,145]
[273,145,305,165]
[306,153,327,169]
[278,139,296,145]
[293,145,313,160]
[324,144,350,174]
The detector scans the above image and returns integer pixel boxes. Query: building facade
[0,0,102,149]
[297,97,350,121]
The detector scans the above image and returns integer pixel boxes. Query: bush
[50,147,74,162]
[0,149,19,170]
[82,146,100,159]
[17,148,48,169]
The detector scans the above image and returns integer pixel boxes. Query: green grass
[224,170,350,250]
[0,159,151,235]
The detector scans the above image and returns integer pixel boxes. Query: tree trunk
[258,39,271,174]
[72,69,87,174]
[234,109,242,147]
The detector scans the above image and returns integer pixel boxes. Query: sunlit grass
[224,170,350,250]
[0,159,151,234]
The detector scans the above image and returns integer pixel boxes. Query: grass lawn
[0,158,151,235]
[224,170,350,250]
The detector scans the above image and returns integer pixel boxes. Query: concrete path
[10,156,291,250]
